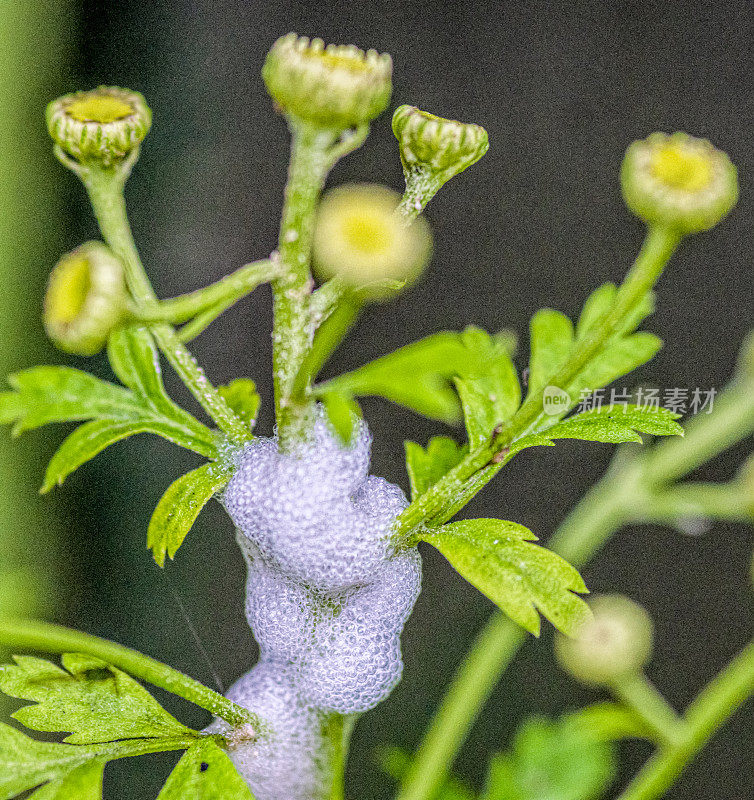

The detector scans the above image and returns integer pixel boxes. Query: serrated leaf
[156,737,255,799]
[148,462,232,567]
[320,327,516,424]
[218,379,260,430]
[26,759,105,800]
[480,716,616,800]
[527,309,574,395]
[0,653,195,745]
[423,519,590,636]
[405,436,467,500]
[320,391,362,444]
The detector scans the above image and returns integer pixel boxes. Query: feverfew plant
[0,32,752,800]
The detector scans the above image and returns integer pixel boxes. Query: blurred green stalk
[0,2,75,622]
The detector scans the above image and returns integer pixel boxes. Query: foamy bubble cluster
[218,412,421,800]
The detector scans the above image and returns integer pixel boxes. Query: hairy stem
[272,123,337,450]
[83,165,250,445]
[616,639,754,800]
[0,618,260,730]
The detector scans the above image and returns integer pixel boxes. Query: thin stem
[616,639,754,800]
[0,618,261,731]
[609,671,687,747]
[326,713,357,800]
[393,225,681,538]
[177,298,237,342]
[639,483,751,525]
[82,165,250,445]
[272,123,338,450]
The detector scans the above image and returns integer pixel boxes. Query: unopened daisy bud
[392,105,489,212]
[44,242,127,356]
[46,86,151,166]
[312,183,432,299]
[621,132,737,234]
[262,33,392,129]
[555,595,654,686]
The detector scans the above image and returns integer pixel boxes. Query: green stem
[272,123,338,450]
[394,225,681,538]
[177,298,237,343]
[397,370,751,800]
[325,713,357,800]
[616,639,754,800]
[0,618,261,731]
[639,483,751,525]
[135,258,280,324]
[82,165,250,445]
[609,671,687,747]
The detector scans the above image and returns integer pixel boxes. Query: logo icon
[543,385,570,416]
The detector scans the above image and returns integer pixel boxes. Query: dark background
[5,1,754,798]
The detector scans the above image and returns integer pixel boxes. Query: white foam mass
[219,411,422,800]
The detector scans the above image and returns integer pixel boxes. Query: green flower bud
[46,86,152,166]
[262,33,392,129]
[312,183,432,299]
[621,132,738,234]
[392,105,488,199]
[555,594,654,686]
[44,242,128,356]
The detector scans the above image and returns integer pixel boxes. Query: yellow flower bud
[44,242,128,356]
[312,184,432,299]
[621,132,737,234]
[555,595,654,686]
[262,34,392,129]
[46,86,152,166]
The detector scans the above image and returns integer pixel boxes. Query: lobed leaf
[26,760,105,800]
[218,379,260,430]
[156,737,256,799]
[0,653,194,745]
[527,309,574,395]
[422,519,590,637]
[405,436,467,500]
[148,462,233,567]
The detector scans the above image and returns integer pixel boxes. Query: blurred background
[1,1,752,798]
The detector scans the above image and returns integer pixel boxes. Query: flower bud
[621,132,737,234]
[46,86,152,166]
[44,242,128,356]
[555,595,654,686]
[392,105,488,202]
[262,34,392,129]
[312,184,432,299]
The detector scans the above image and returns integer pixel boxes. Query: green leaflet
[563,702,654,743]
[0,327,220,491]
[404,436,467,500]
[156,737,256,799]
[527,309,575,395]
[0,653,195,745]
[320,390,362,444]
[218,379,261,430]
[319,326,516,424]
[480,716,616,800]
[26,759,105,800]
[422,519,590,636]
[510,405,683,458]
[148,462,233,567]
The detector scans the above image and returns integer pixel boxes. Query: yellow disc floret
[262,34,392,129]
[46,86,152,165]
[44,242,128,356]
[313,184,432,298]
[621,132,737,234]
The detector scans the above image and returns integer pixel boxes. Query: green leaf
[527,309,574,394]
[148,462,232,567]
[218,379,260,430]
[26,759,105,800]
[563,703,654,743]
[405,436,467,500]
[157,737,255,799]
[379,746,474,800]
[480,716,616,800]
[320,391,362,444]
[0,653,195,745]
[0,367,142,434]
[422,519,590,636]
[320,327,516,424]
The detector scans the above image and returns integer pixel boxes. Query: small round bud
[555,594,654,686]
[262,33,392,129]
[44,242,128,356]
[392,105,489,183]
[46,86,152,165]
[621,132,738,234]
[312,184,432,299]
